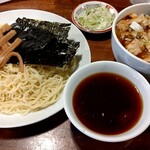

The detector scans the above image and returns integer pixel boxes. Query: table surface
[1,0,150,150]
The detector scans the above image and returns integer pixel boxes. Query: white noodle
[0,58,76,115]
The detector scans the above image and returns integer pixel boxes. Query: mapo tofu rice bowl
[111,3,150,79]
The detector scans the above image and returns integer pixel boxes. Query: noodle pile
[0,58,76,115]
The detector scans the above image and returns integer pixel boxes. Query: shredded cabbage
[76,5,115,31]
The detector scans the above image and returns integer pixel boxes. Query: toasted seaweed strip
[12,17,71,41]
[10,17,80,67]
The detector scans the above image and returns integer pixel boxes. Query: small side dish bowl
[71,1,118,34]
[111,3,150,79]
[63,61,150,142]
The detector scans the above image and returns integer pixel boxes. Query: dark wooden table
[1,0,150,150]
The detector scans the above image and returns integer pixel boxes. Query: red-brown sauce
[115,14,150,60]
[73,73,143,135]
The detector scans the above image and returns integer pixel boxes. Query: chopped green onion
[76,5,115,31]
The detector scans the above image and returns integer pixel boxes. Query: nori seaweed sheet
[9,17,80,67]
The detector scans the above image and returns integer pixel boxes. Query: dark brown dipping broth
[73,73,143,135]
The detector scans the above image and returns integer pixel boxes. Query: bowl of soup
[63,61,150,142]
[111,3,150,79]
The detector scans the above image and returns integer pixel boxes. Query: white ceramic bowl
[71,1,118,34]
[111,3,150,79]
[130,0,150,4]
[63,61,150,142]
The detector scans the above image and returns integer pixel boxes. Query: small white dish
[71,1,118,34]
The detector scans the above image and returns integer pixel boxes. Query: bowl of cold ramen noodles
[63,61,150,142]
[111,3,150,79]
